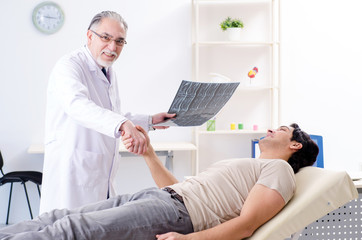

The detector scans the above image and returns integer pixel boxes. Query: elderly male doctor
[40,11,174,213]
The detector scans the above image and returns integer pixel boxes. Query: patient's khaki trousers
[0,187,194,240]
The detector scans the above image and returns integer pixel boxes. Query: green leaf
[220,17,244,31]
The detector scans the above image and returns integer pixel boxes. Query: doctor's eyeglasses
[90,30,127,46]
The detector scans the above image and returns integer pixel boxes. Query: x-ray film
[155,80,240,127]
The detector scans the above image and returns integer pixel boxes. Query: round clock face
[32,2,64,34]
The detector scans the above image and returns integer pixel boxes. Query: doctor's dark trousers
[0,188,194,240]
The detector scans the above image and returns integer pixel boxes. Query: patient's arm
[156,184,285,240]
[123,126,179,188]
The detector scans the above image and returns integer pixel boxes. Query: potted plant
[220,17,244,41]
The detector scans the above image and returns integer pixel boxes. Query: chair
[310,135,324,168]
[0,151,42,224]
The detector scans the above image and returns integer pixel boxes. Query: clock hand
[43,16,58,19]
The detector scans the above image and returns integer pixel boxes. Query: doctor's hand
[122,125,153,157]
[152,113,176,130]
[120,120,148,155]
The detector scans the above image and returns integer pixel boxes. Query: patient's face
[260,125,295,150]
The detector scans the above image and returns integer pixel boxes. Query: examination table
[247,166,358,240]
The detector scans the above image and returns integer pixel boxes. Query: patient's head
[259,123,319,173]
[287,123,319,173]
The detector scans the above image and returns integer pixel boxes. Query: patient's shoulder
[257,159,296,204]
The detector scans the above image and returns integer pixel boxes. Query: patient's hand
[120,120,147,154]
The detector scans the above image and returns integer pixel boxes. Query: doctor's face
[87,17,127,67]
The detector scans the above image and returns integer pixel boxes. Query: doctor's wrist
[148,116,155,131]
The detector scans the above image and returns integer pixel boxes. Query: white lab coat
[40,46,149,213]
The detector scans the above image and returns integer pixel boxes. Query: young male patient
[0,123,318,240]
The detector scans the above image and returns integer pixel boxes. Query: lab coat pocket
[71,148,107,188]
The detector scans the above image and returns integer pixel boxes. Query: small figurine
[247,67,258,84]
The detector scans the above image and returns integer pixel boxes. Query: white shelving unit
[192,0,280,173]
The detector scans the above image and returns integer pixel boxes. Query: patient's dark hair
[287,123,319,173]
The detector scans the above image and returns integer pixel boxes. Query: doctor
[40,11,174,213]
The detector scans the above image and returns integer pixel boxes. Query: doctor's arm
[156,184,285,240]
[52,61,129,138]
[122,126,179,188]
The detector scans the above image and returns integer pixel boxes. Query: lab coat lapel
[82,46,109,83]
[82,46,120,113]
[108,67,121,113]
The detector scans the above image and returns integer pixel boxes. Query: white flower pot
[227,28,241,41]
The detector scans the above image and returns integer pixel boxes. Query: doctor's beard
[97,49,118,67]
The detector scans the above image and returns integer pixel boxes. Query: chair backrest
[310,135,324,168]
[251,139,260,158]
[0,151,4,175]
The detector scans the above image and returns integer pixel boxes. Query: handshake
[120,113,176,155]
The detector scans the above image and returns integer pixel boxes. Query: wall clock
[32,2,65,34]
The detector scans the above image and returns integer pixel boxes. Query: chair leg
[22,182,33,219]
[6,183,13,225]
[36,184,41,197]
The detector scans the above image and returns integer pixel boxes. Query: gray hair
[88,11,128,31]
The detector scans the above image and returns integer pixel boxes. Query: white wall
[1,0,361,225]
[0,0,191,224]
[280,0,362,171]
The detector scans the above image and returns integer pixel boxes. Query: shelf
[198,130,266,135]
[195,0,272,4]
[236,86,275,91]
[190,83,276,91]
[196,41,279,46]
[28,142,197,154]
[193,0,279,173]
